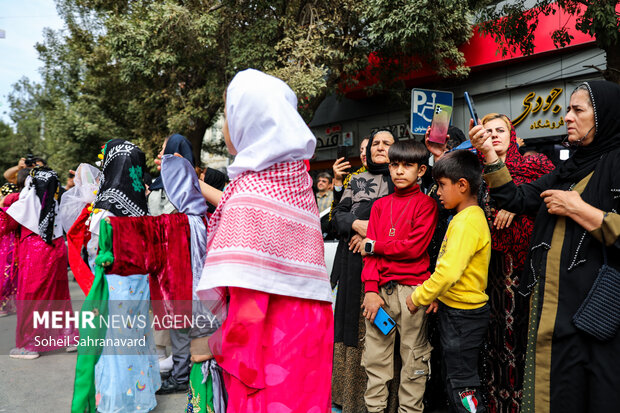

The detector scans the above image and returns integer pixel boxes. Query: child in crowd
[406,150,491,413]
[360,140,438,413]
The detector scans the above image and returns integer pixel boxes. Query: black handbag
[573,230,620,341]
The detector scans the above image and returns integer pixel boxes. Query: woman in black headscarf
[470,80,620,413]
[330,130,398,412]
[5,167,78,358]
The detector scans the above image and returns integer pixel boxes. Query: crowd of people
[0,71,618,413]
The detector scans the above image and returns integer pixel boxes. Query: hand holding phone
[336,145,351,174]
[373,307,396,335]
[429,104,453,144]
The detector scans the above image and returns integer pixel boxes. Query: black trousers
[438,302,490,413]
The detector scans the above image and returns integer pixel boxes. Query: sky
[0,0,64,124]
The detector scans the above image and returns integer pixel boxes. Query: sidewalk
[0,274,187,412]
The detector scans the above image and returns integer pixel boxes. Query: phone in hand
[464,92,480,126]
[336,145,351,173]
[373,307,396,335]
[429,104,453,144]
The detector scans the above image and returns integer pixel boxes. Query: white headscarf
[58,163,101,233]
[225,69,316,179]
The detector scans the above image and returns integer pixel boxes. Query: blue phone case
[464,92,480,125]
[373,307,396,335]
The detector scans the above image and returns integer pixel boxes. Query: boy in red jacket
[360,140,438,413]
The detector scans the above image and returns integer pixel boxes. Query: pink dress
[0,201,18,314]
[210,287,333,413]
[15,228,78,351]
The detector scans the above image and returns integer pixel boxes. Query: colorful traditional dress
[0,185,19,315]
[6,168,78,352]
[71,140,159,413]
[196,69,334,412]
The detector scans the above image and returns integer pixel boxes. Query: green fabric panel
[71,219,114,413]
[186,361,216,413]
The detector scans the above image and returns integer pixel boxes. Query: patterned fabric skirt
[210,287,334,413]
[94,274,160,413]
[481,252,529,413]
[0,230,17,314]
[15,235,77,351]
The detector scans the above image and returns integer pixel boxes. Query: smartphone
[429,104,453,144]
[336,145,351,173]
[464,92,480,126]
[373,307,396,335]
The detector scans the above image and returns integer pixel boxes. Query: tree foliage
[479,0,620,83]
[7,0,490,176]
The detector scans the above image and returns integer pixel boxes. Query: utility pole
[0,29,5,39]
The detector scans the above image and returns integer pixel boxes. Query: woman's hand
[494,209,516,229]
[352,219,369,238]
[541,190,583,217]
[349,234,363,253]
[154,152,183,171]
[469,119,498,164]
[425,126,448,161]
[541,189,605,232]
[362,292,385,322]
[332,157,351,187]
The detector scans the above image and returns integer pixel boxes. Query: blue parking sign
[411,89,454,135]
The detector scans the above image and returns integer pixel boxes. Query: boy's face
[436,177,468,210]
[388,161,426,190]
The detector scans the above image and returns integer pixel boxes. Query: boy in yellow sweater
[406,150,491,413]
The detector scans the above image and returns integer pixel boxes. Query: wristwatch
[364,240,375,255]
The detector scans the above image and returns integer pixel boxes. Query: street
[0,274,187,412]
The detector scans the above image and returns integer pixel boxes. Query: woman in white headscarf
[196,69,334,412]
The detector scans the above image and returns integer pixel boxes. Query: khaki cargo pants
[362,283,432,413]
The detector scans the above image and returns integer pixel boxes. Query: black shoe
[156,377,188,395]
[160,370,171,381]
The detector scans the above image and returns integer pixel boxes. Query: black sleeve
[331,186,356,239]
[486,166,558,216]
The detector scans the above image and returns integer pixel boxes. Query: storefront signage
[370,123,410,140]
[316,124,341,148]
[513,88,563,129]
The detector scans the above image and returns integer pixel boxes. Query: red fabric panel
[107,213,193,328]
[67,206,94,295]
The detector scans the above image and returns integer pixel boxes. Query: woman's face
[484,118,511,158]
[359,139,369,166]
[370,132,394,164]
[565,90,596,146]
[223,107,237,155]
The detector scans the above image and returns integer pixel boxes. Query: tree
[0,119,30,180]
[9,0,492,174]
[479,0,620,83]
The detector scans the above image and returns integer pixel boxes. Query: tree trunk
[187,117,208,166]
[604,44,620,84]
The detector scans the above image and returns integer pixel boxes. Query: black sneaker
[156,377,189,395]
